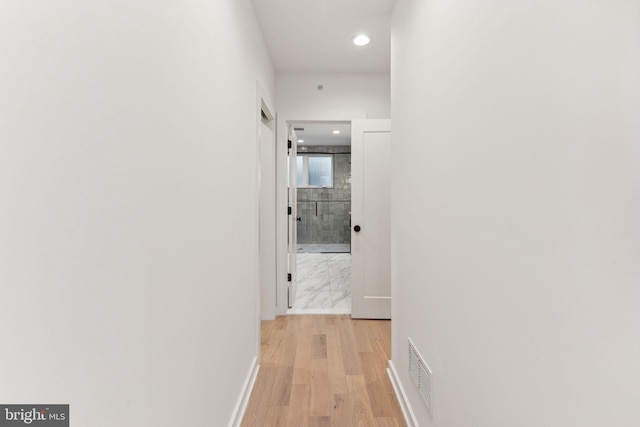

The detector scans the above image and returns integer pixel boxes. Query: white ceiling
[251,0,396,73]
[293,122,351,146]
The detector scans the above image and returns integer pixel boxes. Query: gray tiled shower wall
[297,146,351,245]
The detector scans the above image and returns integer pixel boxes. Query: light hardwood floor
[241,315,406,427]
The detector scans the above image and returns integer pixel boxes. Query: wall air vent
[409,342,420,387]
[408,338,432,415]
[293,127,305,131]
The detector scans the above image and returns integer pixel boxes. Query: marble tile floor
[288,253,351,314]
[296,243,351,253]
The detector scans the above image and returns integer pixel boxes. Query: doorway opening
[287,121,352,314]
[276,115,391,320]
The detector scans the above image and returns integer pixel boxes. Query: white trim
[287,308,350,315]
[228,356,260,427]
[387,360,419,427]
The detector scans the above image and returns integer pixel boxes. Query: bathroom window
[297,154,333,188]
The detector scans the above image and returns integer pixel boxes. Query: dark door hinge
[287,273,292,282]
[288,139,292,150]
[288,206,292,215]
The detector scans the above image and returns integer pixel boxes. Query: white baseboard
[229,355,260,427]
[388,360,419,427]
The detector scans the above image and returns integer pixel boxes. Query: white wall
[276,72,390,118]
[0,1,273,426]
[391,1,640,426]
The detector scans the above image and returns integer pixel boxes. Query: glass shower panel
[296,150,350,253]
[296,156,304,187]
[296,200,314,246]
[296,199,351,250]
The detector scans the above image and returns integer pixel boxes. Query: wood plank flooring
[241,315,406,427]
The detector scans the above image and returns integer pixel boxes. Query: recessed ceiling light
[298,139,304,143]
[333,130,341,134]
[353,34,370,46]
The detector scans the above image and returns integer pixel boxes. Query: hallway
[241,315,406,426]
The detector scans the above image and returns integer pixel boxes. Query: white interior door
[351,119,392,319]
[287,126,298,308]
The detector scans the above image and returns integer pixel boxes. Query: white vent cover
[408,338,432,414]
[409,342,421,387]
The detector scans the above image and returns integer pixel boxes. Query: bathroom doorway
[288,122,352,314]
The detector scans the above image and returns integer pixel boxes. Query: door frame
[275,112,367,316]
[287,125,298,309]
[255,82,276,340]
[258,104,276,322]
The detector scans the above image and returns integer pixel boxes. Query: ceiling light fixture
[353,34,370,46]
[333,130,341,134]
[298,139,304,143]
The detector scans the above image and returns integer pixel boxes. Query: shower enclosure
[296,148,351,253]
